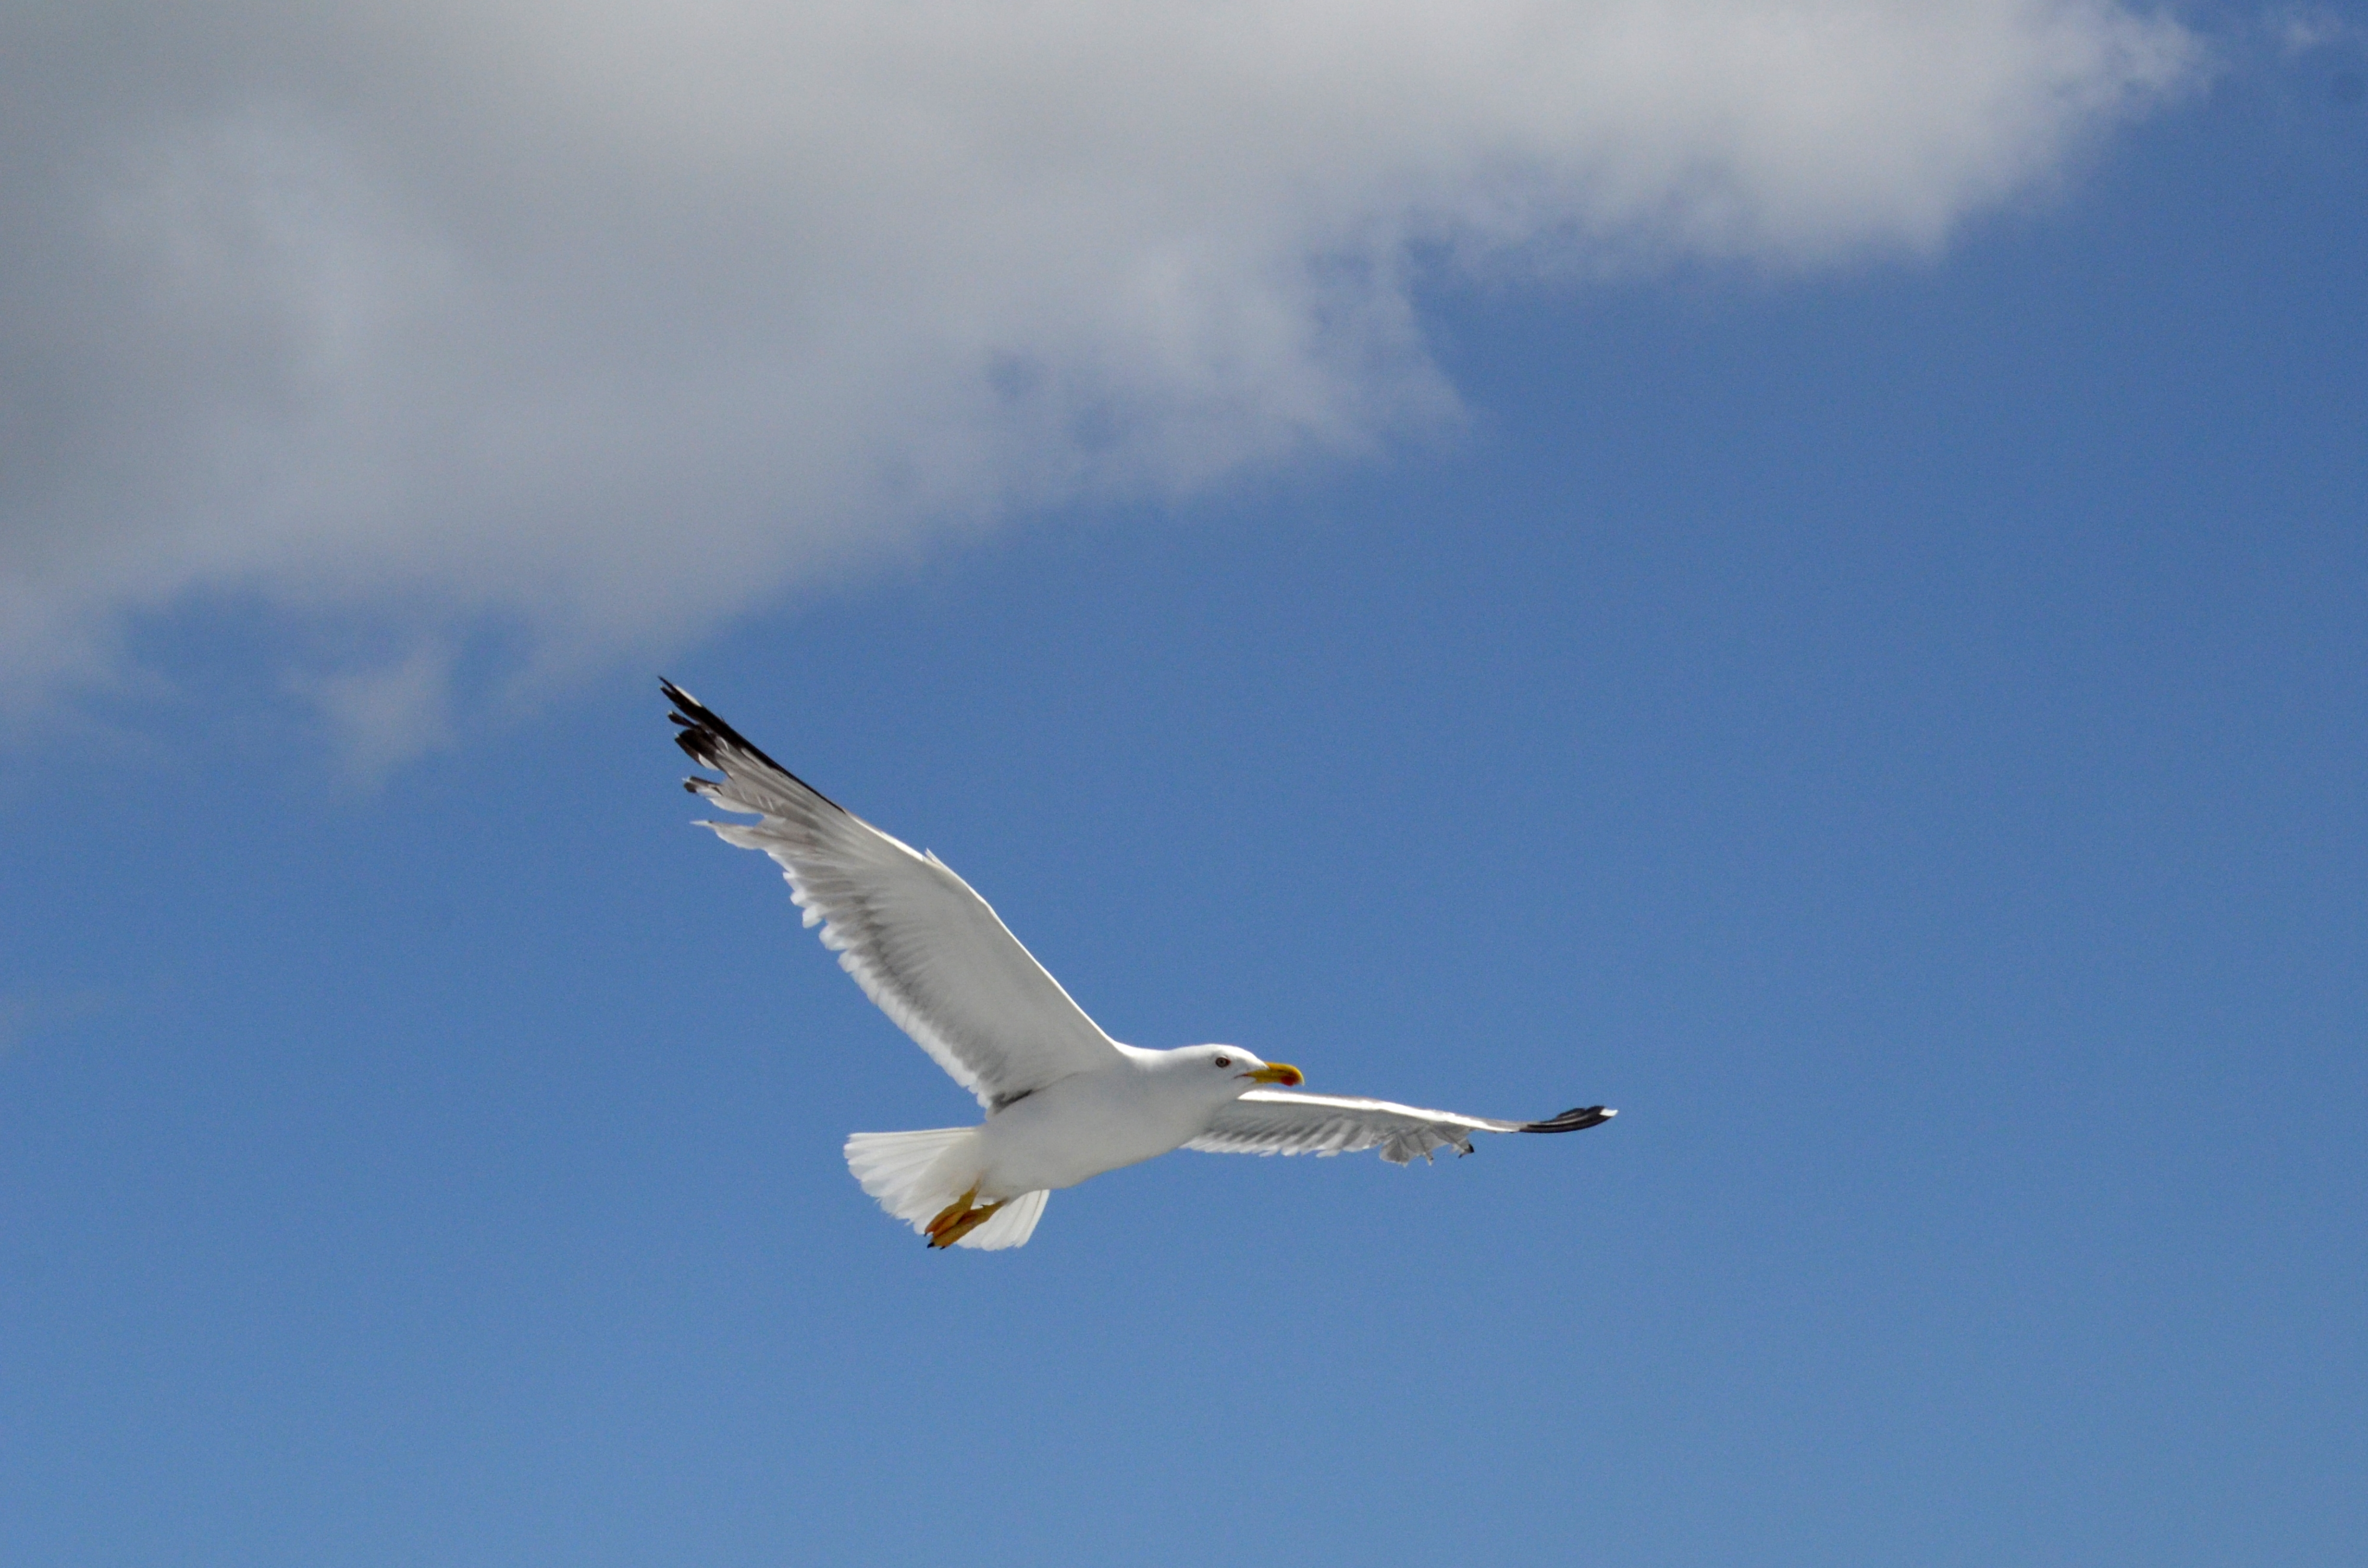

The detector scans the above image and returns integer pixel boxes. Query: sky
[3,2,2364,1565]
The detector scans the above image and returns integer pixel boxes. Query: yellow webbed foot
[925,1194,1006,1249]
[924,1185,980,1242]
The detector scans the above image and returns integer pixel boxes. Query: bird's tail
[961,1188,1049,1250]
[842,1127,1050,1250]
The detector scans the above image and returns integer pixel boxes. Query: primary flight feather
[664,680,1614,1250]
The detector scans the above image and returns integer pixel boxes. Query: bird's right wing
[1188,1090,1614,1165]
[666,682,1126,1111]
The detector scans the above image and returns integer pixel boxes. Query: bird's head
[1187,1044,1303,1095]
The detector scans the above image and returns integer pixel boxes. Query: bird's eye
[1214,1055,1232,1068]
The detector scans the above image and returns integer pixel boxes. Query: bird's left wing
[665,682,1126,1110]
[1188,1090,1614,1165]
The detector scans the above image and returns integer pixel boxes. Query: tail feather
[845,1127,978,1225]
[958,1188,1049,1250]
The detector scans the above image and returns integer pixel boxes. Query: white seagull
[664,681,1615,1250]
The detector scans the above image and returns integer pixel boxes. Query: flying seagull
[663,681,1615,1250]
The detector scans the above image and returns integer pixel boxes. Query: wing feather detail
[1188,1090,1614,1165]
[665,681,1125,1109]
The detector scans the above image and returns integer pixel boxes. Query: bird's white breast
[972,1062,1214,1197]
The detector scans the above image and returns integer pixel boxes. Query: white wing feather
[1189,1090,1614,1165]
[666,683,1125,1110]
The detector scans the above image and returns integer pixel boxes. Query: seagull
[664,680,1615,1250]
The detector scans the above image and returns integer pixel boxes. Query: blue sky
[5,6,2365,1566]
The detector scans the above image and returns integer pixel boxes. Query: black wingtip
[1517,1105,1616,1135]
[659,677,850,813]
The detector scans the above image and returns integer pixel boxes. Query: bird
[663,680,1615,1250]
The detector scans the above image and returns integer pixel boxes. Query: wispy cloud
[2271,6,2365,56]
[0,988,109,1058]
[284,638,458,781]
[1,2,2200,762]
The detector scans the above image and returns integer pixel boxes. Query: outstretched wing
[665,681,1126,1110]
[1188,1090,1614,1165]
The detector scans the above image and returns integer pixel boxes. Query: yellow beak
[1244,1063,1304,1086]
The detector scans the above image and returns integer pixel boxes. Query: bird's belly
[973,1076,1197,1196]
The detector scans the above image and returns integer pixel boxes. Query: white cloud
[0,2,2197,757]
[2270,8,2360,55]
[284,638,459,781]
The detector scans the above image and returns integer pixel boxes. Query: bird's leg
[928,1200,1006,1248]
[924,1185,981,1241]
[924,1188,1007,1249]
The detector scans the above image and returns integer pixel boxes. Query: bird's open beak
[1243,1063,1304,1086]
